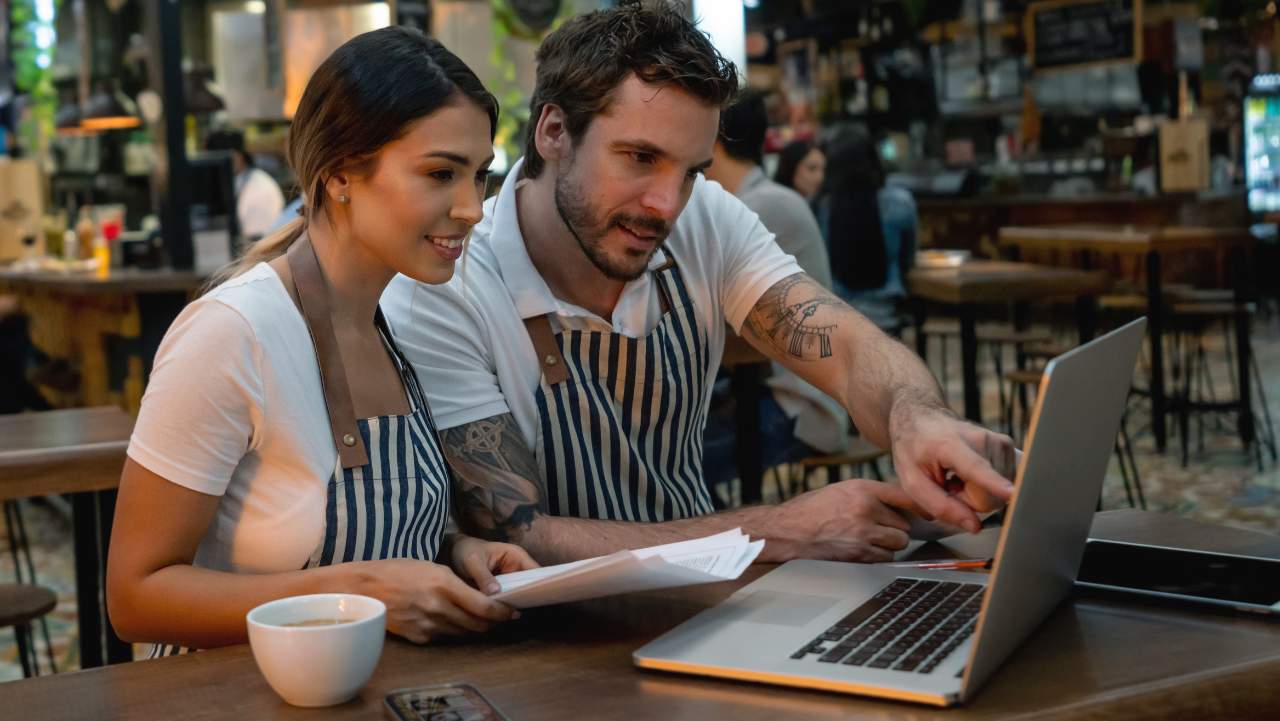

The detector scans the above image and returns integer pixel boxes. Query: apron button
[544,355,558,366]
[342,434,356,447]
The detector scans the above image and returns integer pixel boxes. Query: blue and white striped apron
[148,314,452,658]
[301,312,451,569]
[525,259,716,522]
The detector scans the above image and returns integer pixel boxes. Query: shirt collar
[488,157,670,322]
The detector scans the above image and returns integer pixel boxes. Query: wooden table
[997,225,1255,453]
[907,260,1111,423]
[0,266,207,412]
[7,510,1278,720]
[0,407,134,668]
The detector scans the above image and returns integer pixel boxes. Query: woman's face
[341,96,493,285]
[793,147,826,200]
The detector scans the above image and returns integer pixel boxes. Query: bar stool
[1169,299,1277,469]
[0,583,57,677]
[918,319,1052,410]
[1002,368,1145,509]
[3,500,59,677]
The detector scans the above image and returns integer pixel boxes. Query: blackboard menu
[1030,0,1140,71]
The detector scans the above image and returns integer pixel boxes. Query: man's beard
[553,162,670,282]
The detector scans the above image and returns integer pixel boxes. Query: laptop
[634,318,1147,706]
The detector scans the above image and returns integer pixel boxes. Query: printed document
[493,529,765,609]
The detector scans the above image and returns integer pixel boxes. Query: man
[383,4,1015,566]
[702,89,850,477]
[205,129,285,241]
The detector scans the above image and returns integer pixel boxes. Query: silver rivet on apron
[342,433,356,447]
[545,355,558,366]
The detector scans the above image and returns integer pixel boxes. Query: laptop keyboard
[789,578,983,674]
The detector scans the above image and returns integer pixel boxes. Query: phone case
[384,683,512,721]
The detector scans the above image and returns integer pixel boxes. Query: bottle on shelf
[63,228,78,264]
[75,206,96,261]
[93,229,110,277]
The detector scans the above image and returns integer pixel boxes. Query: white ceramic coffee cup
[246,593,386,707]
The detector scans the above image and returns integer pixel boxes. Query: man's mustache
[610,213,669,238]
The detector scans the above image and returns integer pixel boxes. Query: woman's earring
[338,193,349,204]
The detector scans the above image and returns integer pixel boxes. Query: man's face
[552,76,719,281]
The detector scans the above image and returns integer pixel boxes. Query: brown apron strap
[287,235,369,468]
[522,250,683,385]
[523,314,570,386]
[651,246,676,273]
[653,246,676,314]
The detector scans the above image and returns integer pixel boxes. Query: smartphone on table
[1076,539,1280,617]
[385,683,511,721]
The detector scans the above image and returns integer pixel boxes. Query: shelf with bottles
[919,18,1021,44]
[925,1,1028,122]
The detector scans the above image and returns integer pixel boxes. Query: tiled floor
[1,310,1277,682]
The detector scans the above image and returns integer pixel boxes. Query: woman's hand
[449,535,540,595]
[345,558,519,644]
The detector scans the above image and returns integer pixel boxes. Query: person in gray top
[707,91,832,289]
[703,90,851,486]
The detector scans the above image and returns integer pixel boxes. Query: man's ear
[534,103,572,166]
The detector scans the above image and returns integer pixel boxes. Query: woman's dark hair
[521,2,739,179]
[210,26,497,287]
[774,140,816,191]
[822,128,888,292]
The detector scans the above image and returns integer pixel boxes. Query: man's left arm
[737,272,1016,532]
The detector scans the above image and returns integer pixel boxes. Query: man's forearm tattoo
[744,273,843,361]
[441,414,543,543]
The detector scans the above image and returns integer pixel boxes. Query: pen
[885,558,992,570]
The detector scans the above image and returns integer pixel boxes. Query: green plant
[9,0,60,155]
[488,0,572,164]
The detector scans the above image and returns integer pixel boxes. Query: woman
[107,27,535,655]
[774,140,825,201]
[817,127,917,335]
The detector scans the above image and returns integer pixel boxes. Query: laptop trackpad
[718,591,842,627]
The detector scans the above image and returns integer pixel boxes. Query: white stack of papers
[493,529,765,609]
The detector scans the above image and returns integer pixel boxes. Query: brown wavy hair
[207,27,497,290]
[520,2,739,179]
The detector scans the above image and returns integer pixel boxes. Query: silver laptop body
[634,318,1147,706]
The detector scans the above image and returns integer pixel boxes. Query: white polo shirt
[382,158,802,450]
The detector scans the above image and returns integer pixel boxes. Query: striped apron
[149,239,451,657]
[524,258,716,522]
[299,313,451,570]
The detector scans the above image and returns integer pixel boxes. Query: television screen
[1244,85,1280,214]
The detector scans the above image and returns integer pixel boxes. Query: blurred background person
[702,90,850,501]
[206,129,286,242]
[817,128,917,336]
[774,139,826,202]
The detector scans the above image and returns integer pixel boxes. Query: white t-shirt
[236,167,286,240]
[382,157,802,451]
[128,262,338,574]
